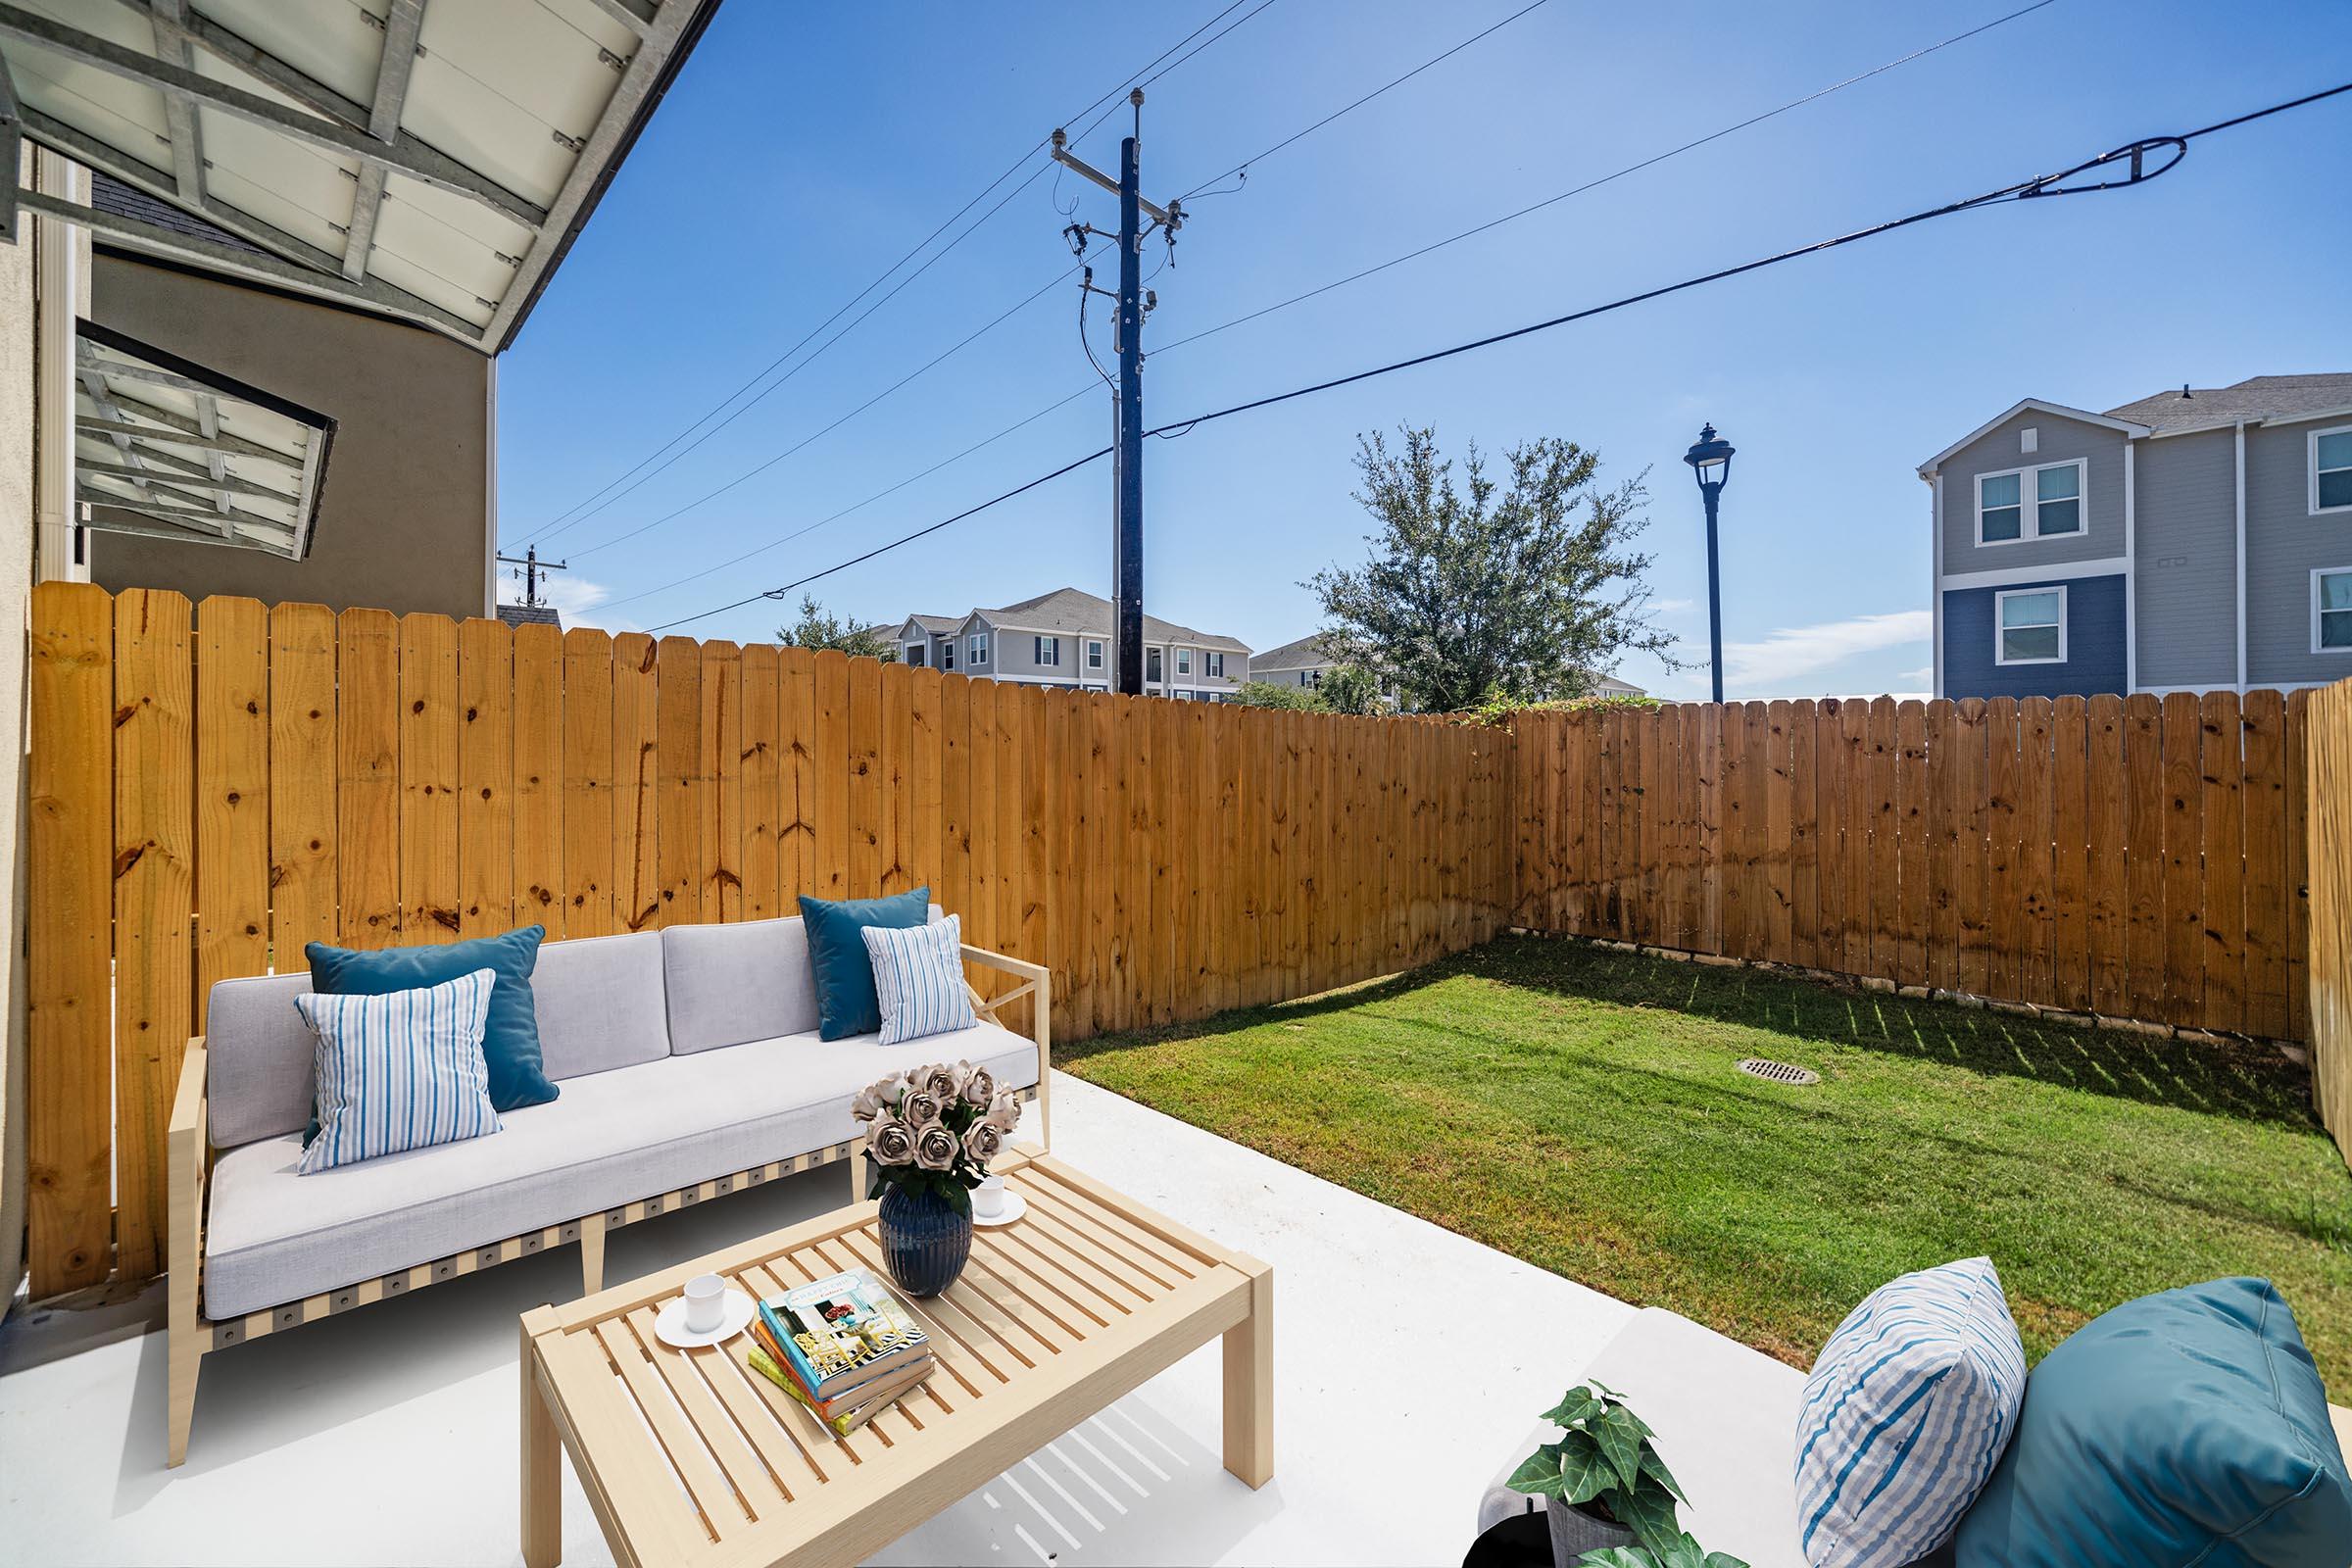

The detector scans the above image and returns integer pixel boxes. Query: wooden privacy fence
[1508,695,2312,1046]
[26,583,1506,1296]
[2309,680,2352,1166]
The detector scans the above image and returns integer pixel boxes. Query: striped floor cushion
[1794,1256,2028,1567]
[862,913,978,1046]
[295,967,503,1174]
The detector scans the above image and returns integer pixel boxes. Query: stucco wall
[0,158,37,1314]
[1942,571,2128,699]
[85,255,494,618]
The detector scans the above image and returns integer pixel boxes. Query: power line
[513,0,1268,549]
[1176,0,1553,200]
[602,0,2059,610]
[571,254,1100,560]
[1155,0,2069,357]
[596,383,1098,612]
[645,82,2345,634]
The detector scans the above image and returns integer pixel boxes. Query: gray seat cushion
[204,929,672,1149]
[533,930,668,1080]
[661,915,821,1054]
[1475,1308,1807,1568]
[201,1019,1039,1319]
[205,972,318,1147]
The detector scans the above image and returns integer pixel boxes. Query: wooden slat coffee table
[520,1151,1273,1568]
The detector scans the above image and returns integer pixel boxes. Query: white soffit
[74,318,336,559]
[0,0,716,353]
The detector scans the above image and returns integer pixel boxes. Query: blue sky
[495,0,2352,700]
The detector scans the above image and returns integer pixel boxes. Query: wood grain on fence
[1512,694,2312,1044]
[26,586,1509,1293]
[2309,680,2352,1169]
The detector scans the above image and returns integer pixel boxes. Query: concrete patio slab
[0,1074,1635,1566]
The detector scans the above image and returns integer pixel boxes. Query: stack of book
[745,1266,935,1438]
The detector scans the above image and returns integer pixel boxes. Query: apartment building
[1920,374,2352,698]
[894,587,1251,698]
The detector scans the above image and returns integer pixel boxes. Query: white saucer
[972,1191,1028,1228]
[653,1287,757,1349]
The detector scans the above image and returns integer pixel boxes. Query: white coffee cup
[682,1272,727,1334]
[973,1175,1007,1219]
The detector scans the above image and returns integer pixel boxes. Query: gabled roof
[900,613,962,637]
[497,603,562,630]
[1917,398,2150,476]
[2105,373,2352,436]
[1251,633,1336,672]
[967,587,1250,654]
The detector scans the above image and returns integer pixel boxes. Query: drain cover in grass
[1738,1057,1820,1087]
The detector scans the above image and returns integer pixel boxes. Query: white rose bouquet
[851,1059,1023,1215]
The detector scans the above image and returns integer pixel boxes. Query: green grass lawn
[1061,934,2352,1383]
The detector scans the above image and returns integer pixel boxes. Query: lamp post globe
[1684,423,1736,705]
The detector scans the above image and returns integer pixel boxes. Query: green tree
[1309,425,1678,713]
[777,594,896,661]
[1318,662,1383,715]
[1231,679,1326,711]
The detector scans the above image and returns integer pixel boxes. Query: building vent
[1738,1057,1820,1087]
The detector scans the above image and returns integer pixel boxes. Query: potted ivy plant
[1504,1382,1744,1568]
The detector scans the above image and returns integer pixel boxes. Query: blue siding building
[1938,573,2127,699]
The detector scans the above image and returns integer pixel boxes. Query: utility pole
[495,543,566,610]
[1052,91,1183,697]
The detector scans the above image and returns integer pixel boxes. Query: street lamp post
[1683,423,1736,705]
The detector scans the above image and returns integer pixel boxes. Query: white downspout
[2234,422,2248,692]
[2123,439,2136,693]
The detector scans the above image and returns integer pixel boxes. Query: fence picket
[513,623,563,936]
[112,588,192,1281]
[458,617,515,940]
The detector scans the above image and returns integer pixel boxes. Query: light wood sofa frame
[167,944,1050,1467]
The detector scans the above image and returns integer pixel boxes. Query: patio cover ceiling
[74,318,334,557]
[0,0,718,354]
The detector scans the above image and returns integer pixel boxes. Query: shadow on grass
[1062,934,2320,1132]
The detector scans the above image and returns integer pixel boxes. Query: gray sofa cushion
[533,930,668,1080]
[661,915,820,1054]
[201,1018,1039,1319]
[206,972,318,1148]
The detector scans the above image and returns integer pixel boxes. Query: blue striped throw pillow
[861,914,978,1046]
[1794,1256,2028,1567]
[294,967,503,1174]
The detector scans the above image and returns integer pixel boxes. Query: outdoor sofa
[165,907,1050,1467]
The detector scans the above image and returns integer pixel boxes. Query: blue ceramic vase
[877,1182,971,1298]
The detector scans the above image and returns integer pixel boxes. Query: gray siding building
[894,587,1250,699]
[1252,632,1646,703]
[1919,374,2352,698]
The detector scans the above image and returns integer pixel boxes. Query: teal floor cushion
[1954,1276,2352,1567]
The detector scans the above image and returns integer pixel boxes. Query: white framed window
[1176,647,1192,675]
[903,643,926,668]
[1994,586,2066,665]
[1147,648,1163,684]
[941,640,955,671]
[1976,459,2085,545]
[1206,651,1225,678]
[1086,639,1103,669]
[1035,634,1059,666]
[2314,426,2352,515]
[1304,668,1322,688]
[2315,567,2352,654]
[968,633,989,665]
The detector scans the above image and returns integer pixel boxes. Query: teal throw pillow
[1954,1276,2352,1567]
[799,887,931,1040]
[307,924,558,1115]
